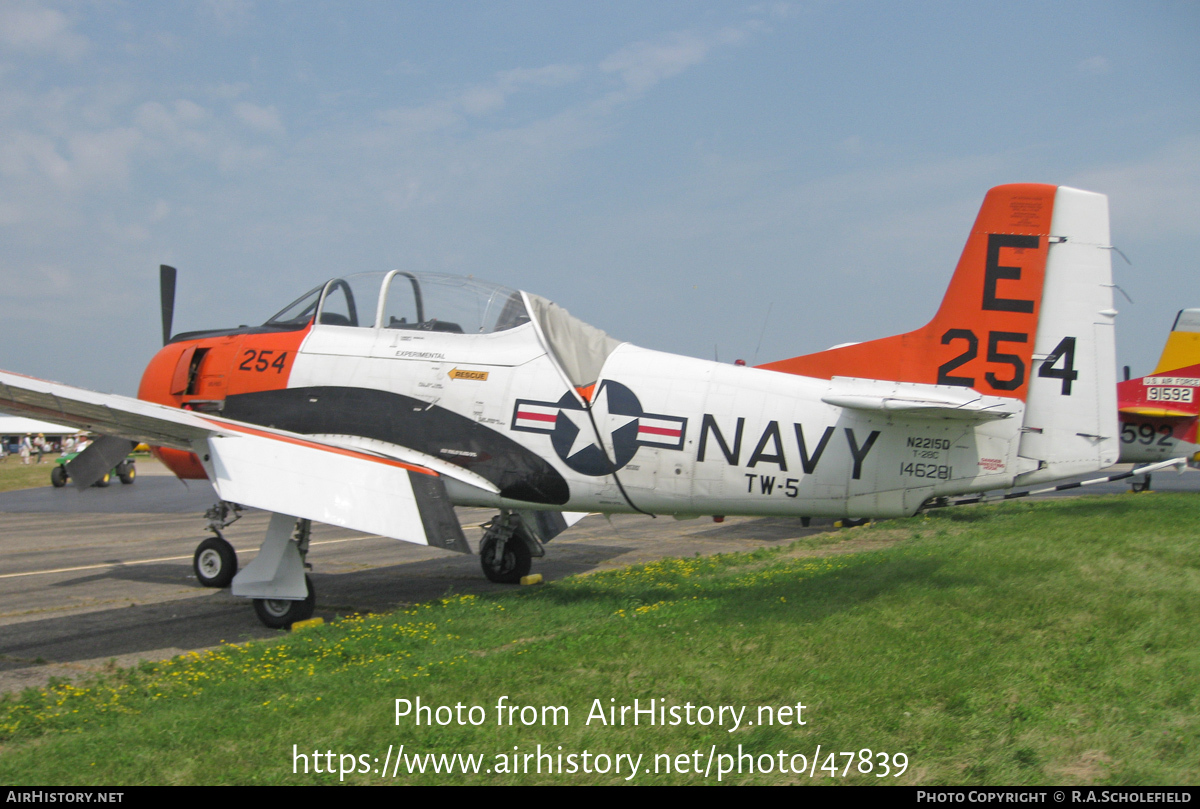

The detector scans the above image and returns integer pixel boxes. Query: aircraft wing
[0,368,475,553]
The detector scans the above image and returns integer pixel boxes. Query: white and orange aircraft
[0,183,1119,627]
[1117,309,1200,470]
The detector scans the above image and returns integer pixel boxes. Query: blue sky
[1,0,1197,394]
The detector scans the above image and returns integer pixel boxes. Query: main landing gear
[221,508,565,628]
[230,513,316,629]
[194,501,314,629]
[478,510,548,584]
[253,575,316,629]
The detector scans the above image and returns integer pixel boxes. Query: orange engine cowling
[137,326,311,479]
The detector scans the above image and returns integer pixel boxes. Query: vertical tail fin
[759,183,1057,399]
[1151,309,1200,375]
[760,183,1119,482]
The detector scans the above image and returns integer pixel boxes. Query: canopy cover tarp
[523,293,622,389]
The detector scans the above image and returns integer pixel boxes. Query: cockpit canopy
[265,271,530,334]
[263,270,622,387]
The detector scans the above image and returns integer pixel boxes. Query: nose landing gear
[192,502,243,588]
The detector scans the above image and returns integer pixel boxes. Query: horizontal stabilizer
[1118,406,1196,419]
[821,377,1021,420]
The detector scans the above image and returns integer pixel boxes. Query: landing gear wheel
[118,462,135,485]
[193,536,238,588]
[93,472,111,488]
[480,535,532,584]
[253,576,316,629]
[50,466,68,488]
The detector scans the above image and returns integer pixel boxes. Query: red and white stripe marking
[513,402,561,432]
[637,415,685,448]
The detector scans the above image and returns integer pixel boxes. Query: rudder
[1014,186,1118,483]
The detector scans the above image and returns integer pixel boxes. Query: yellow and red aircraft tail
[1118,361,1200,446]
[1119,314,1200,449]
[1150,310,1200,375]
[761,183,1119,482]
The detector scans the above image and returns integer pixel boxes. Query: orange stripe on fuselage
[200,418,439,476]
[758,184,1056,401]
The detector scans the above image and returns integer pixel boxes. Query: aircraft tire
[253,576,316,629]
[480,535,532,584]
[50,466,68,488]
[193,536,238,589]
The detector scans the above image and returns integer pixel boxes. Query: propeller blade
[160,264,177,345]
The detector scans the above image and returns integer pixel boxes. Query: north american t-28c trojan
[0,184,1120,627]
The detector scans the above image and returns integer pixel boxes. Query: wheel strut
[193,501,245,588]
[479,511,535,583]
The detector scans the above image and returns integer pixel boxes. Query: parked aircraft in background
[1118,309,1200,471]
[0,184,1119,628]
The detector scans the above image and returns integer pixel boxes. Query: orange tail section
[759,183,1058,401]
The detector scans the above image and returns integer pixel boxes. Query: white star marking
[557,385,637,461]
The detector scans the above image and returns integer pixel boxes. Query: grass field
[0,494,1196,785]
[0,449,150,492]
[0,456,58,493]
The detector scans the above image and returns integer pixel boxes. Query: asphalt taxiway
[0,459,1195,693]
[0,460,840,693]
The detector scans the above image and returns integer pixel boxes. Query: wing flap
[197,432,470,552]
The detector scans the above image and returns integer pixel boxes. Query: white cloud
[594,22,760,111]
[234,102,285,136]
[197,0,254,33]
[1077,55,1110,76]
[496,64,581,92]
[65,126,142,189]
[458,86,507,117]
[0,130,70,184]
[375,103,459,137]
[0,2,89,60]
[1069,137,1200,239]
[601,31,713,95]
